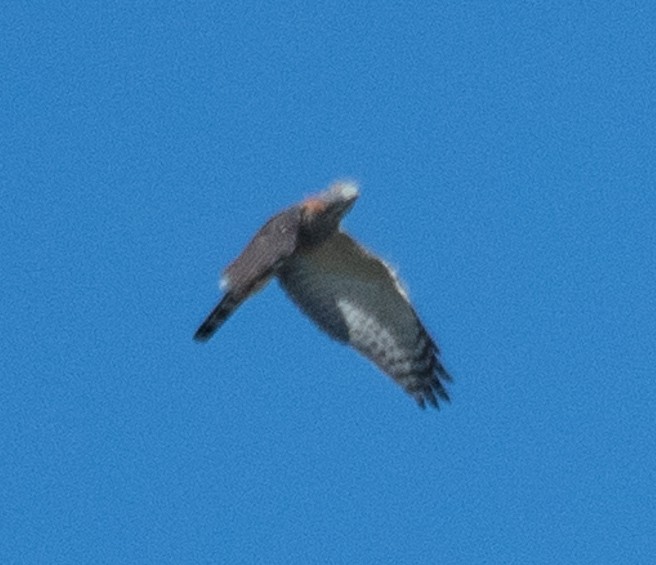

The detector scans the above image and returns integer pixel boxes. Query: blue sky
[3,3,655,563]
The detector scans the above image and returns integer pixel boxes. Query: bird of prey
[194,182,452,408]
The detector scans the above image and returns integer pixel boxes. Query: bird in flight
[194,182,452,408]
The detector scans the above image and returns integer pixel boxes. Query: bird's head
[298,181,359,245]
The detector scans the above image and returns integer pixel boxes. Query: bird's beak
[330,181,359,202]
[326,182,359,214]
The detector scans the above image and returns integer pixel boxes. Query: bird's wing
[194,207,301,341]
[278,232,451,408]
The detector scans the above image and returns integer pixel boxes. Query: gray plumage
[194,182,451,408]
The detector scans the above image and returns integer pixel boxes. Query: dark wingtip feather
[408,355,452,410]
[193,321,217,342]
[193,295,238,342]
[406,336,452,409]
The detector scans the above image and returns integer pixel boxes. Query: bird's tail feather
[193,294,240,342]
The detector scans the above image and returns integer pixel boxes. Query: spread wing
[194,207,301,341]
[278,232,451,407]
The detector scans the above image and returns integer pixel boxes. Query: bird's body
[195,182,451,408]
